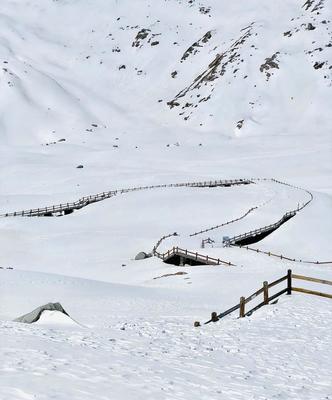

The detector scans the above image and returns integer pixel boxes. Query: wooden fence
[224,178,314,247]
[189,206,258,237]
[203,270,332,325]
[152,232,178,254]
[154,246,234,266]
[189,184,276,238]
[234,244,332,265]
[227,210,296,245]
[0,178,252,217]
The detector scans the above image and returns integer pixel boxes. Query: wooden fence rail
[152,232,178,254]
[154,246,234,266]
[234,244,332,265]
[202,270,332,325]
[189,206,258,237]
[227,211,296,245]
[0,178,252,218]
[225,178,314,247]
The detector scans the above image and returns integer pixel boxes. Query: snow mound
[35,310,79,327]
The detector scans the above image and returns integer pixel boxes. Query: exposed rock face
[14,302,69,324]
[260,53,280,81]
[135,251,152,260]
[181,31,213,62]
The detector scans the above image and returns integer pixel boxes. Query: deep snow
[0,0,331,399]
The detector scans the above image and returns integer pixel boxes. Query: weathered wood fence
[234,244,332,265]
[203,270,332,325]
[154,246,234,266]
[0,178,251,217]
[189,206,258,237]
[225,179,314,246]
[227,210,296,246]
[152,232,178,254]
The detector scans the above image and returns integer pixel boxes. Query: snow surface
[0,0,331,399]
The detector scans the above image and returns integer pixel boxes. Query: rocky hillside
[0,0,331,147]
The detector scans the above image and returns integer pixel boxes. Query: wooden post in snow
[263,281,269,304]
[239,297,245,318]
[287,269,292,295]
[211,312,219,322]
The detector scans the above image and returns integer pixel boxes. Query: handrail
[228,211,296,245]
[225,178,313,246]
[154,246,234,266]
[152,232,178,254]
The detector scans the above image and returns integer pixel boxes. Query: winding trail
[0,179,251,217]
[150,178,316,266]
[2,177,322,266]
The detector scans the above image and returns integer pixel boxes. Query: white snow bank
[35,310,79,327]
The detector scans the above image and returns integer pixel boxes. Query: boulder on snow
[135,251,151,260]
[14,302,69,324]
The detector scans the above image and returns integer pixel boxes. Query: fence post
[263,281,269,304]
[211,312,219,322]
[239,297,245,318]
[287,269,292,295]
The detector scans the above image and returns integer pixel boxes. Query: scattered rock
[199,7,211,15]
[260,52,280,80]
[167,100,180,108]
[135,252,152,260]
[132,28,151,47]
[306,23,316,30]
[181,31,213,62]
[313,61,325,69]
[237,120,244,129]
[76,165,84,169]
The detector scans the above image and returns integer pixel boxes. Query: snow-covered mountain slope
[1,0,331,144]
[0,0,331,197]
[0,1,331,399]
